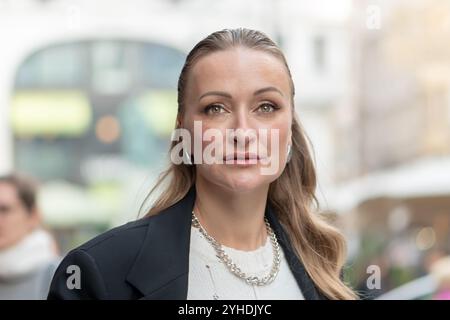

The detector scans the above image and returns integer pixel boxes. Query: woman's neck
[193,177,269,251]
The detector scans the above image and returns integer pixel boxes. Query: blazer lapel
[126,186,196,299]
[265,203,326,300]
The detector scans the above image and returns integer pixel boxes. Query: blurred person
[423,249,447,274]
[430,256,450,300]
[0,173,59,300]
[48,28,356,300]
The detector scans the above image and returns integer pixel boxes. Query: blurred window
[313,35,327,73]
[12,40,185,183]
[140,43,185,89]
[15,43,87,89]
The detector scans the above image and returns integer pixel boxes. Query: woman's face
[0,182,39,249]
[181,47,293,193]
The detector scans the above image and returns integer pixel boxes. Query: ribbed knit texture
[187,226,304,300]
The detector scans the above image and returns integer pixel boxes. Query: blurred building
[334,0,450,295]
[0,0,354,252]
[0,0,191,250]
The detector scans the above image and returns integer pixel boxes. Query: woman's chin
[220,174,271,194]
[198,165,276,193]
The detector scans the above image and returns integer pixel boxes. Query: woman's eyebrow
[198,86,284,101]
[254,86,284,97]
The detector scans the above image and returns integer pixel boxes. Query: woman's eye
[258,103,278,113]
[204,104,226,115]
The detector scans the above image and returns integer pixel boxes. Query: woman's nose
[229,111,257,146]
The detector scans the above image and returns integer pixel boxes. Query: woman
[0,174,60,300]
[48,28,356,300]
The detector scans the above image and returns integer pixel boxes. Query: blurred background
[0,0,449,299]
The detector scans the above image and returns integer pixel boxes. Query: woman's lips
[224,153,258,160]
[223,153,264,164]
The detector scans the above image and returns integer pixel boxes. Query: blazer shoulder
[75,216,153,254]
[48,217,155,300]
[49,199,193,299]
[72,208,182,260]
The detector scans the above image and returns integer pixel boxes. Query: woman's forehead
[187,48,291,97]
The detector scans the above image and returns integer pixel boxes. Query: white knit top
[187,226,304,300]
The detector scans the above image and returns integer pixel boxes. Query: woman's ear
[176,117,182,129]
[286,125,294,163]
[288,126,293,146]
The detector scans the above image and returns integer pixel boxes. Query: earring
[183,149,193,165]
[286,144,292,163]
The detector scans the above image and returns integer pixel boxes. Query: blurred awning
[376,275,437,300]
[331,156,450,212]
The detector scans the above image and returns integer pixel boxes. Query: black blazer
[47,185,326,300]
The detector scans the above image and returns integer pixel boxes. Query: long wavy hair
[143,28,357,299]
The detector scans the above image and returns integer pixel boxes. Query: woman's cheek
[267,124,290,174]
[200,125,224,163]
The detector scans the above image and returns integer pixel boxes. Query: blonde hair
[144,28,357,299]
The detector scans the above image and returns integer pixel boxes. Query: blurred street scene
[0,0,449,299]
